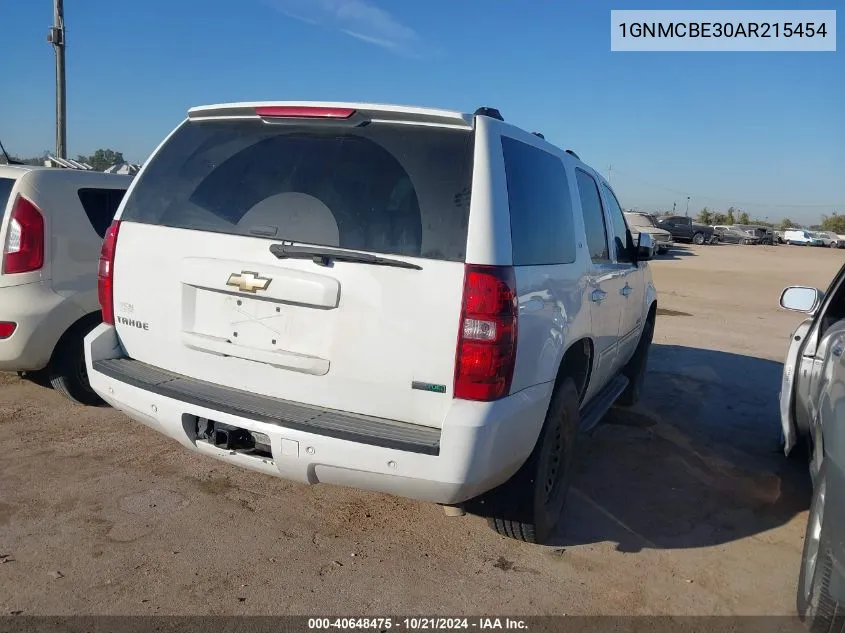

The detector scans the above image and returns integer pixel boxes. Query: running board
[578,374,629,435]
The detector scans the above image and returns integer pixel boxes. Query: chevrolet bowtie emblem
[226,271,272,293]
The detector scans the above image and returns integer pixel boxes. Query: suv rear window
[121,120,475,261]
[0,178,15,216]
[78,188,127,238]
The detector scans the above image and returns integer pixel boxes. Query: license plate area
[184,287,333,359]
[223,294,289,350]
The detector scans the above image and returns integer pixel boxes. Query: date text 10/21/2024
[307,618,529,630]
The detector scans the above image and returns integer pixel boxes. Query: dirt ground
[1,243,844,616]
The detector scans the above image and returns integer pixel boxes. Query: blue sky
[0,0,841,223]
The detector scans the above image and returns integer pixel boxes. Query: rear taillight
[98,220,121,325]
[0,322,16,339]
[3,196,44,274]
[454,265,518,401]
[255,106,356,119]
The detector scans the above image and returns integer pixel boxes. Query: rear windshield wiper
[269,243,422,270]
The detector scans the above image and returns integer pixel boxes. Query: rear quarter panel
[480,121,592,394]
[26,170,132,315]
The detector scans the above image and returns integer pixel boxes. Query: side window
[601,184,633,264]
[501,137,576,265]
[77,188,127,238]
[575,169,610,263]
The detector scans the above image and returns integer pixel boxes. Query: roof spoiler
[188,102,474,129]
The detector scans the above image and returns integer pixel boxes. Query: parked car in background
[0,165,130,403]
[657,215,715,245]
[623,211,673,254]
[779,268,845,629]
[774,230,786,244]
[814,231,845,248]
[784,229,825,247]
[712,225,759,245]
[84,101,659,545]
[733,224,777,245]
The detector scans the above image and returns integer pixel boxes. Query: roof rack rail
[532,132,545,139]
[566,149,580,160]
[474,107,503,121]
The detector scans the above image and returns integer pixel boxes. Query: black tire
[616,314,655,407]
[797,463,844,632]
[692,232,706,245]
[49,327,103,406]
[483,379,580,544]
[657,247,667,255]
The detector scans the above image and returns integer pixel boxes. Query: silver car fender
[781,318,813,455]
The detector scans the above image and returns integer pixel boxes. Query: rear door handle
[591,289,607,303]
[620,284,632,297]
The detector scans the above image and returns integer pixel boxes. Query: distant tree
[779,218,796,230]
[738,211,750,224]
[712,212,728,225]
[697,207,713,225]
[726,207,736,225]
[821,213,845,234]
[77,148,125,171]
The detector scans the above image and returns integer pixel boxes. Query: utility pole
[47,0,67,159]
[685,196,690,217]
[607,164,613,183]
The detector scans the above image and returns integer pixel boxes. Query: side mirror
[780,286,822,313]
[636,232,654,261]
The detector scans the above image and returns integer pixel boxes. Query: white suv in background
[0,165,130,403]
[85,102,658,543]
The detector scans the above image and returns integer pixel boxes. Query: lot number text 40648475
[307,618,529,630]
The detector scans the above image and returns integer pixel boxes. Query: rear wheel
[692,232,706,245]
[483,379,580,544]
[797,464,844,632]
[616,314,654,407]
[49,327,103,406]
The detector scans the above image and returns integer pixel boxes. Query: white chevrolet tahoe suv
[85,102,658,543]
[0,165,130,403]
